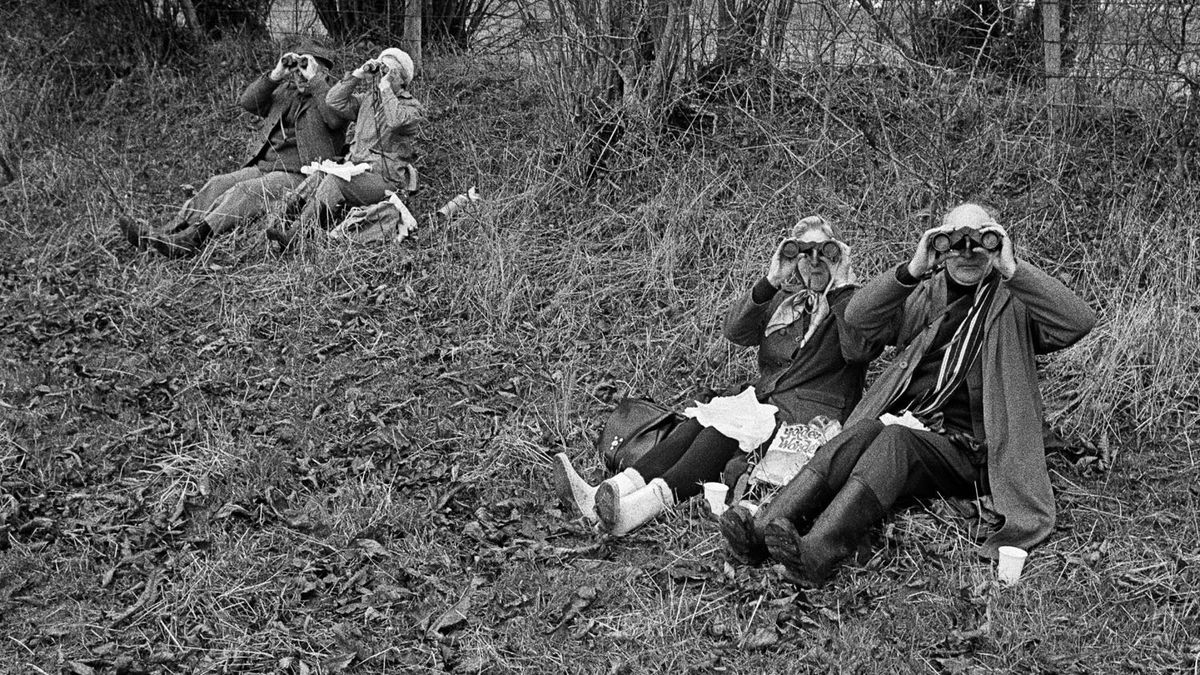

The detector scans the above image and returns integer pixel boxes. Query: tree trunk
[177,0,205,39]
[403,0,424,76]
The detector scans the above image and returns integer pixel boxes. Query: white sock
[605,478,675,536]
[609,467,647,495]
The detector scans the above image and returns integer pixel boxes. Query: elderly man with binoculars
[119,42,347,256]
[720,202,1096,585]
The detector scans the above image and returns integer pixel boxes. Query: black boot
[765,478,884,586]
[720,505,767,565]
[265,225,297,251]
[721,467,831,566]
[759,467,833,533]
[116,215,147,250]
[148,222,209,258]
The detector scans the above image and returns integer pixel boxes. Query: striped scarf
[909,275,1000,417]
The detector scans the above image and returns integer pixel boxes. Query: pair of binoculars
[281,55,309,69]
[780,239,841,263]
[362,61,388,74]
[931,227,1002,253]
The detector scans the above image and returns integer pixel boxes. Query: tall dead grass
[2,26,1198,673]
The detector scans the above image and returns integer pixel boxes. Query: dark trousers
[297,172,394,230]
[805,419,987,513]
[632,418,741,501]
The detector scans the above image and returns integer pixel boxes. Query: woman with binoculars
[553,215,883,536]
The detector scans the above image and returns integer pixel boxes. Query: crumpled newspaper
[683,387,779,452]
[879,410,929,430]
[749,416,841,488]
[300,160,373,181]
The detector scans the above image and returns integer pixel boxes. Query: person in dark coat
[726,202,1096,585]
[118,42,347,256]
[553,216,882,535]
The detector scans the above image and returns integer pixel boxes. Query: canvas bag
[596,398,685,473]
[328,191,418,244]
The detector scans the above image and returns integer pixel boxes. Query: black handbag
[596,398,685,473]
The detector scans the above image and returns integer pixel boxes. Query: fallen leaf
[741,626,780,651]
[428,588,474,637]
[321,651,356,673]
[355,538,389,557]
[548,585,597,634]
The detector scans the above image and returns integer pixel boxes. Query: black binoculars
[931,227,1002,253]
[281,55,309,69]
[780,239,841,263]
[362,61,387,74]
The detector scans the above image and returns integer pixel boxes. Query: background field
[1,2,1199,673]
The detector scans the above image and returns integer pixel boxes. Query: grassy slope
[1,39,1198,674]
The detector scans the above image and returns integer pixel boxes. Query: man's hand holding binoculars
[907,223,1017,280]
[270,53,318,82]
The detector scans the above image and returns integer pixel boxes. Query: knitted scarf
[908,274,1001,416]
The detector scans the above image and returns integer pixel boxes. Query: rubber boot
[764,477,884,586]
[552,453,600,521]
[149,222,209,258]
[116,215,147,250]
[265,225,298,252]
[600,478,674,536]
[720,505,767,565]
[723,467,832,565]
[593,468,647,525]
[757,467,834,535]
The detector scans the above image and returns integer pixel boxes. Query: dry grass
[1,19,1198,675]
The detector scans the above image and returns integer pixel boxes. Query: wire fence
[263,0,1199,106]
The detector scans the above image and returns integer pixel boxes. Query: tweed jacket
[844,261,1096,558]
[724,282,882,425]
[238,73,347,169]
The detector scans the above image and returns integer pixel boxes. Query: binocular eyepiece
[362,61,387,74]
[781,239,841,263]
[931,227,1001,254]
[281,55,309,69]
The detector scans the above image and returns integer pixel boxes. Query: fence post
[403,0,423,77]
[1042,0,1063,109]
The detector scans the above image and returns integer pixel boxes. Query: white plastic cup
[703,482,729,516]
[996,546,1029,585]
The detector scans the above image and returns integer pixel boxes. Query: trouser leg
[847,425,984,509]
[658,427,741,501]
[203,170,303,236]
[171,167,262,230]
[339,171,392,207]
[296,174,350,232]
[630,418,704,479]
